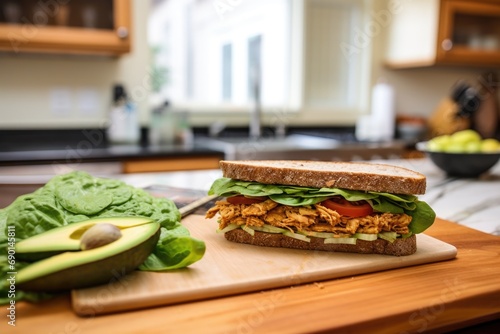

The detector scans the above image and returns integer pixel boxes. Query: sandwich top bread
[205,160,436,256]
[219,160,427,195]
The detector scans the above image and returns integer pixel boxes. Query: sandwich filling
[206,198,411,237]
[206,177,436,242]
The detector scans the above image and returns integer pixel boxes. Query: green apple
[464,141,481,153]
[480,138,500,152]
[446,142,466,153]
[427,135,451,151]
[450,129,482,145]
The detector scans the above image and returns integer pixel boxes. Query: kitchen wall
[0,0,497,130]
[0,0,151,129]
[376,66,488,118]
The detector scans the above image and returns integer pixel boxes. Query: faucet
[209,120,226,138]
[249,65,261,139]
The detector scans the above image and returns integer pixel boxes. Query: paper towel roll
[370,81,395,141]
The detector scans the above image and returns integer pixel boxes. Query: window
[247,34,261,100]
[304,0,363,109]
[148,0,371,122]
[222,43,232,101]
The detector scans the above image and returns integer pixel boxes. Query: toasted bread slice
[225,229,417,256]
[220,160,426,195]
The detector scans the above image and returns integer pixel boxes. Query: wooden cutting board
[71,215,457,316]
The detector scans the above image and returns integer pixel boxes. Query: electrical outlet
[50,88,72,116]
[77,88,99,115]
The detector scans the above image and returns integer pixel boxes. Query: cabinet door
[437,0,500,66]
[0,0,130,56]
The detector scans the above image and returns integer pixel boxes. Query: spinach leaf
[0,171,205,303]
[56,183,114,215]
[139,225,206,271]
[406,201,436,234]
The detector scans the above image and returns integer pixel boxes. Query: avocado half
[15,217,160,292]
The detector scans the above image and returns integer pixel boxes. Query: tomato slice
[226,195,267,205]
[320,197,373,217]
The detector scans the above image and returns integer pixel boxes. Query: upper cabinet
[385,0,500,69]
[0,0,131,56]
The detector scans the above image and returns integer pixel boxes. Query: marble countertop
[118,158,500,236]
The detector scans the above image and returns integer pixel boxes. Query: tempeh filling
[206,199,411,237]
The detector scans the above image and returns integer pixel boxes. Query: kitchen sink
[196,133,409,161]
[195,134,341,160]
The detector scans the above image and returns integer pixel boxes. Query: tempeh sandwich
[205,160,436,256]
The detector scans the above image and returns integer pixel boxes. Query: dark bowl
[417,142,500,178]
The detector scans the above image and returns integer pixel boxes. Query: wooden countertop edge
[10,218,500,333]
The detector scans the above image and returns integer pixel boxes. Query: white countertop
[118,158,500,236]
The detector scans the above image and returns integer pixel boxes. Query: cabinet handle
[441,39,453,51]
[117,27,129,39]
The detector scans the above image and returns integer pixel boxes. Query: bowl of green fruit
[417,130,500,177]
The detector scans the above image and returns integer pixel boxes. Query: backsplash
[0,0,150,130]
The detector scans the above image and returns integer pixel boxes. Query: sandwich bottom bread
[205,160,436,256]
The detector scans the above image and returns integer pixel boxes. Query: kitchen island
[1,158,499,333]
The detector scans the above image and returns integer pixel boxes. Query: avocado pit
[80,223,122,250]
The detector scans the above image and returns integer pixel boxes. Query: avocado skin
[17,228,160,292]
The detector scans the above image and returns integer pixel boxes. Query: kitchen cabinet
[0,155,222,175]
[385,0,500,68]
[0,0,130,56]
[122,155,222,173]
